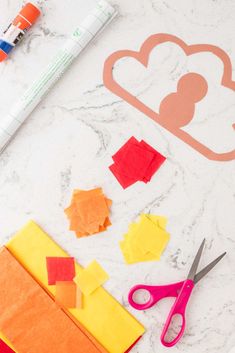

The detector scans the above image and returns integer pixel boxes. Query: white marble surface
[0,1,235,352]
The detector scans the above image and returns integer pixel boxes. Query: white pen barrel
[0,0,116,154]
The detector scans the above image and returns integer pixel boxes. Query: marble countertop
[0,1,234,352]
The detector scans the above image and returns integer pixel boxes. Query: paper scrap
[65,188,112,237]
[74,260,109,296]
[120,214,170,264]
[6,221,145,353]
[87,260,109,284]
[46,257,75,285]
[55,281,79,308]
[109,137,166,188]
[0,339,15,353]
[0,247,103,353]
[76,286,83,309]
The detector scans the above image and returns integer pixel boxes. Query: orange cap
[19,3,41,25]
[0,50,8,62]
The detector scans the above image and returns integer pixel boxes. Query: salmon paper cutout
[65,188,112,237]
[0,339,15,353]
[103,34,235,161]
[0,247,104,353]
[109,137,166,188]
[4,221,145,353]
[46,257,75,285]
[120,214,170,264]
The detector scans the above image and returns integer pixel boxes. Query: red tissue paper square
[46,257,75,285]
[109,137,166,189]
[0,339,15,353]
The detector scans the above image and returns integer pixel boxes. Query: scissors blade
[193,252,226,284]
[187,238,205,281]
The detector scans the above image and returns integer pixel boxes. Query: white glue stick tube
[0,0,117,154]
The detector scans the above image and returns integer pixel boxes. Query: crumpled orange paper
[65,188,112,237]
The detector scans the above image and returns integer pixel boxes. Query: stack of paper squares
[65,188,112,237]
[120,214,170,264]
[46,257,83,309]
[109,137,166,188]
[46,257,110,309]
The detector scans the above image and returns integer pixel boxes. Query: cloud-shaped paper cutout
[103,34,235,161]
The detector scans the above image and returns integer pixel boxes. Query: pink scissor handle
[128,281,185,310]
[161,279,194,347]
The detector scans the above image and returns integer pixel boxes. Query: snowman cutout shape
[159,73,208,129]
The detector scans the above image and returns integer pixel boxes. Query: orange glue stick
[0,3,40,62]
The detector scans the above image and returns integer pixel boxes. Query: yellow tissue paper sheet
[75,261,109,296]
[120,214,170,264]
[87,261,109,285]
[5,221,145,353]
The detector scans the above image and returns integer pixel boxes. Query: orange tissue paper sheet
[0,247,105,353]
[4,221,145,353]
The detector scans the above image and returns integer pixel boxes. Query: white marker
[0,0,117,154]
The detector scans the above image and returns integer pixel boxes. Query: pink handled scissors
[128,239,226,347]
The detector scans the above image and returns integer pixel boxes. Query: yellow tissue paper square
[74,269,100,296]
[87,260,109,285]
[135,219,170,256]
[144,214,168,230]
[74,261,109,295]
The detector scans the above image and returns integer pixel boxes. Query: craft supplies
[0,0,117,155]
[0,3,40,62]
[46,257,82,309]
[3,221,145,353]
[128,239,226,347]
[0,247,104,353]
[109,137,166,188]
[65,188,112,237]
[120,214,170,264]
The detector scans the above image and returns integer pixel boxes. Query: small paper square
[74,270,99,296]
[55,281,77,308]
[46,257,75,285]
[86,260,109,285]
